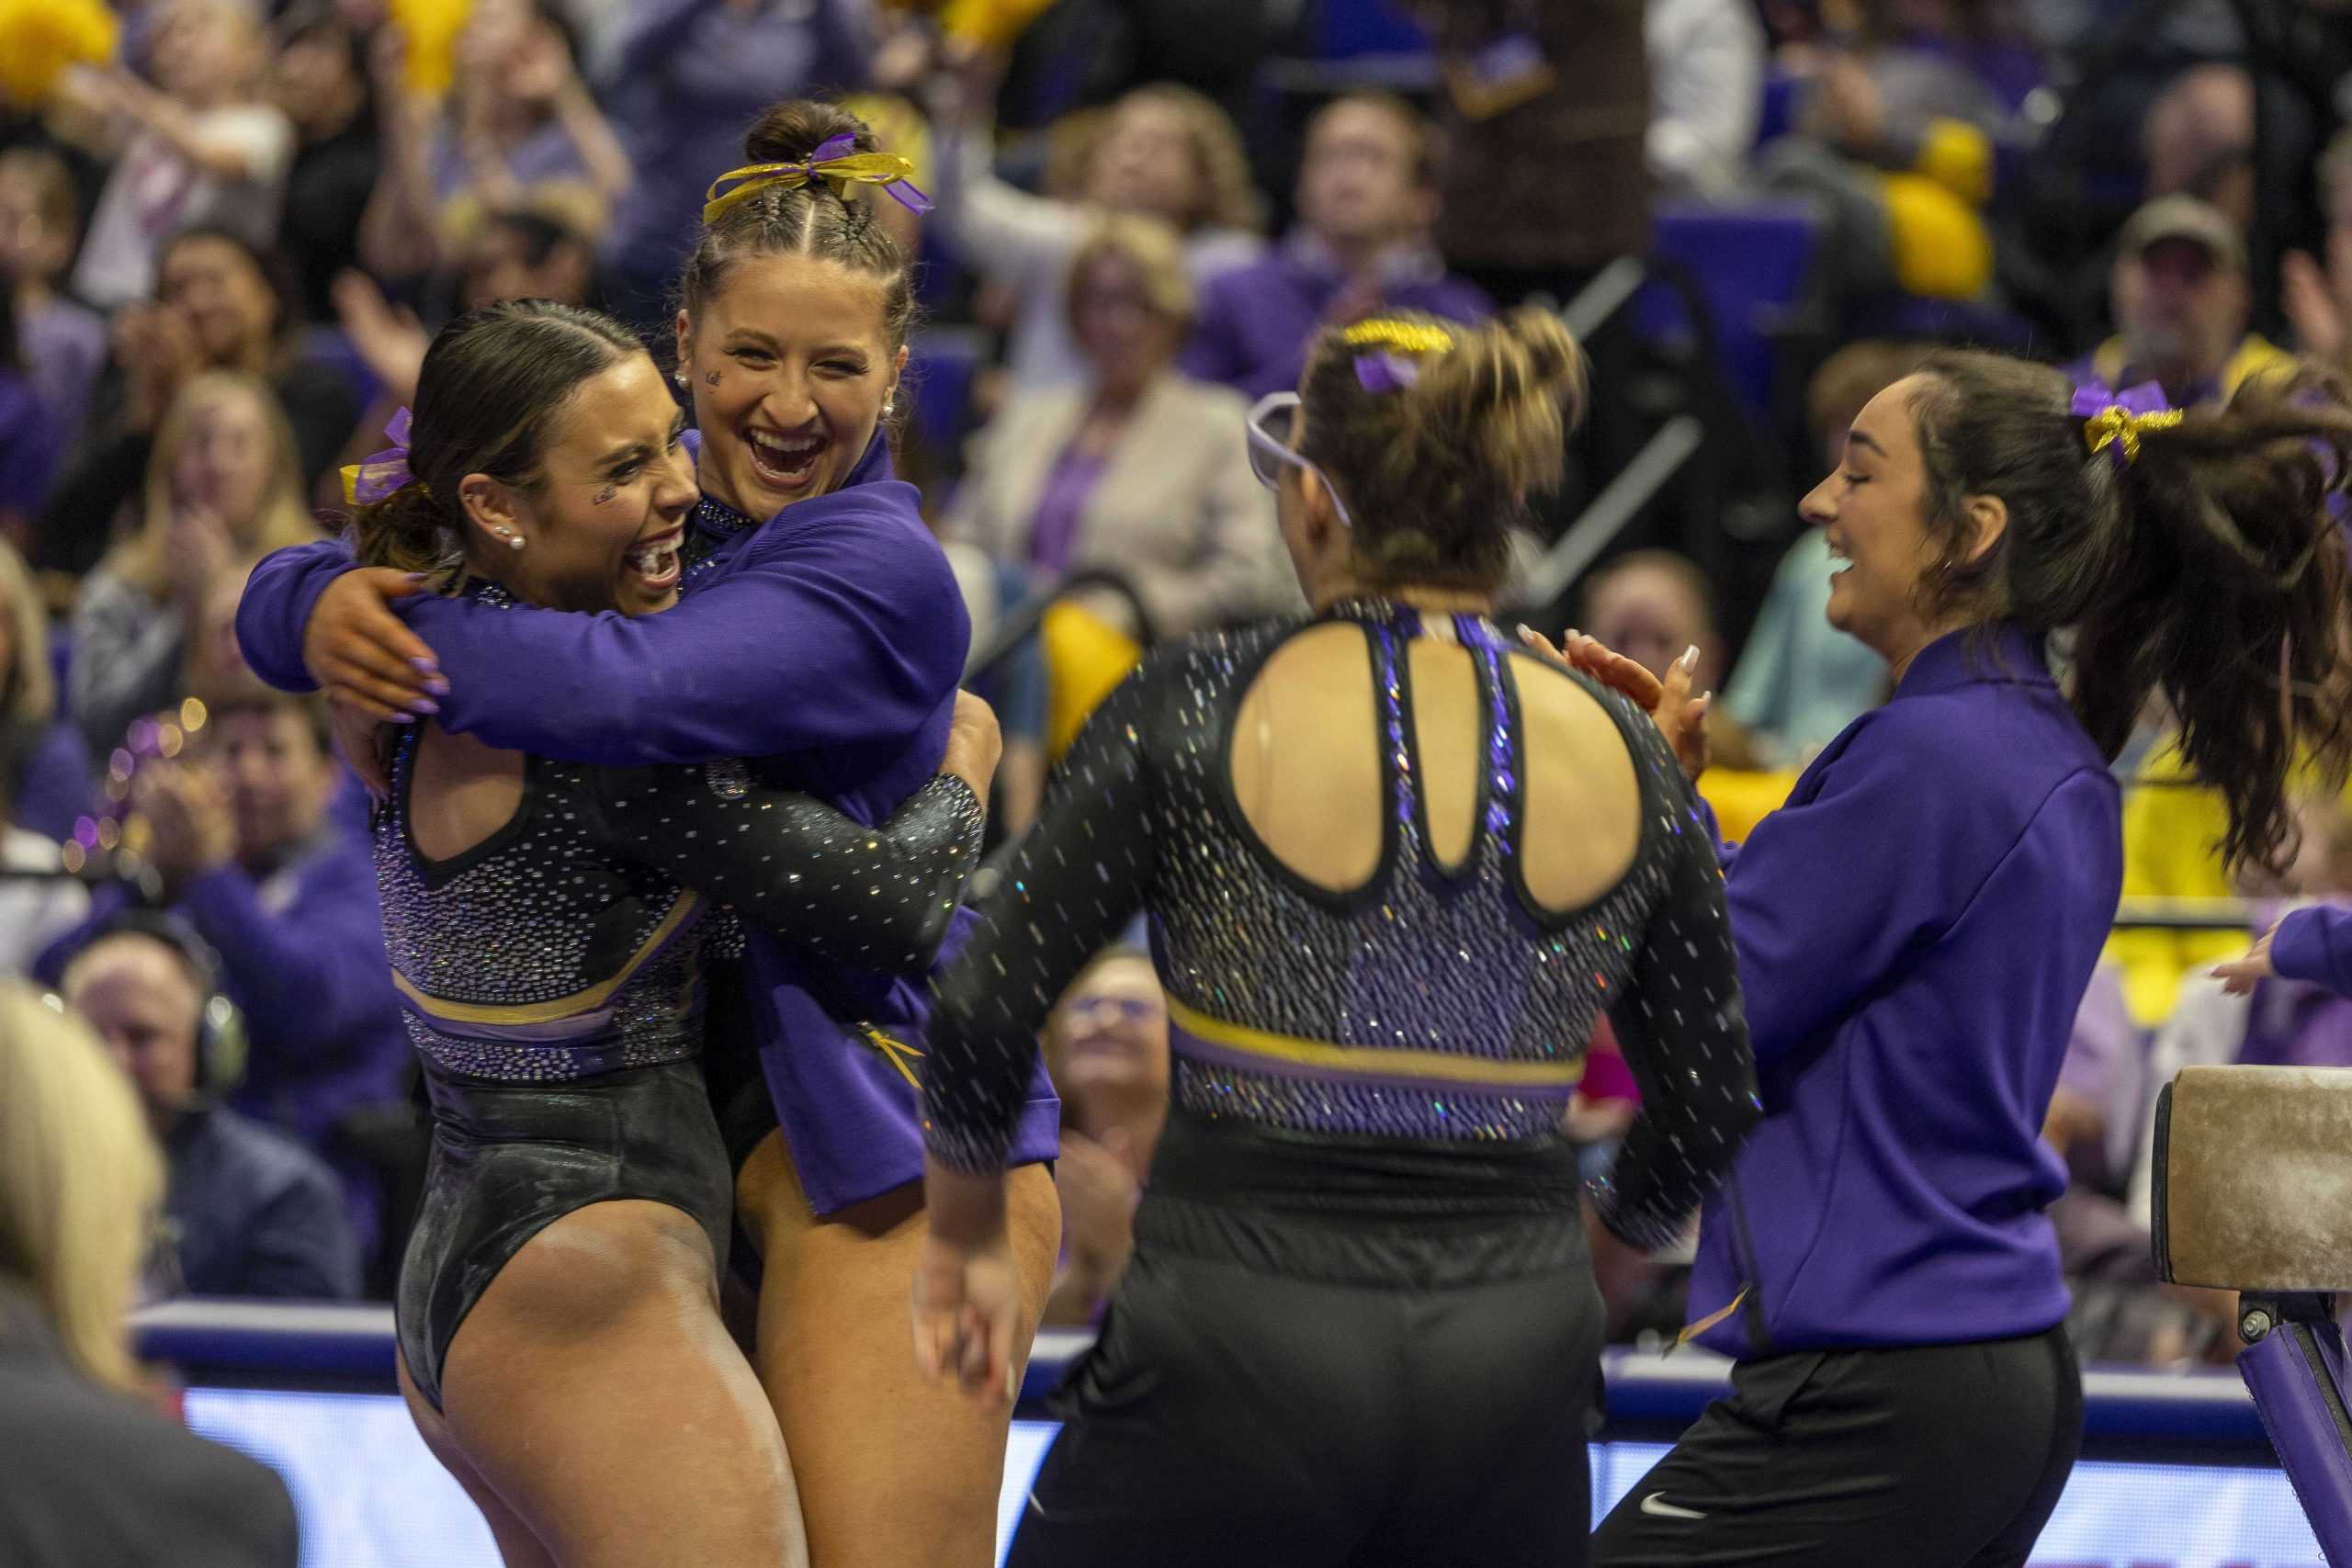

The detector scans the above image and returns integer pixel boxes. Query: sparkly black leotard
[383,583,984,1408]
[924,601,1758,1568]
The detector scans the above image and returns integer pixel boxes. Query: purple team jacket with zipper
[1688,623,2122,1358]
[235,433,1058,1211]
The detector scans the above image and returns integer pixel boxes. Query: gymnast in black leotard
[912,308,1761,1568]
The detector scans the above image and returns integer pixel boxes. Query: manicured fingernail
[1515,623,1534,641]
[404,572,428,582]
[410,656,440,674]
[387,712,415,724]
[1679,645,1701,670]
[409,697,439,716]
[423,675,451,695]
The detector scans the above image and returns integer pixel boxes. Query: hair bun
[743,100,875,168]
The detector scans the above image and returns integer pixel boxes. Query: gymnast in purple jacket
[1543,352,2352,1567]
[235,103,1060,1565]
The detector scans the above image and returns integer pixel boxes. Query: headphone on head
[63,909,246,1095]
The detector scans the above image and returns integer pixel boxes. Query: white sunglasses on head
[1244,391,1355,530]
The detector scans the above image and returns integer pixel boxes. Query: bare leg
[400,1351,559,1568]
[741,1133,1061,1568]
[431,1198,808,1568]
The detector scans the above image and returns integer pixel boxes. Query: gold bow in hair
[701,132,933,225]
[2080,403,2183,466]
[1340,319,1456,355]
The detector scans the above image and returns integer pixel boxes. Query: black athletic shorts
[1592,1323,2083,1567]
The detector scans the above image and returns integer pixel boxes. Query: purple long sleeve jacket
[1688,623,2123,1357]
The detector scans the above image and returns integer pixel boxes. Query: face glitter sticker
[592,482,617,505]
[705,371,721,386]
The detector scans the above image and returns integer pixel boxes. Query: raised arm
[589,694,997,976]
[237,492,968,765]
[922,656,1162,1174]
[1595,742,1760,1248]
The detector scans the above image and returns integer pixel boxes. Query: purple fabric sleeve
[233,539,352,694]
[400,488,964,764]
[2273,907,2352,998]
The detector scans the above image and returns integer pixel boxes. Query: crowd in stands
[0,0,2346,1379]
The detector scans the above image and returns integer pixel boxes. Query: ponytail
[1298,305,1588,592]
[1909,351,2352,871]
[349,481,458,580]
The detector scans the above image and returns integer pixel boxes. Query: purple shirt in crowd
[1025,448,1108,575]
[1689,623,2123,1358]
[596,0,866,288]
[1180,231,1494,400]
[11,719,93,843]
[17,296,107,459]
[2275,906,2352,998]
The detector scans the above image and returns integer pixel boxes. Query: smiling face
[463,353,698,615]
[674,254,903,519]
[1799,374,1951,668]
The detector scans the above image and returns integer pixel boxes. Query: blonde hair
[0,985,164,1392]
[1066,213,1195,333]
[107,373,318,600]
[1299,306,1588,591]
[0,538,56,724]
[1113,85,1265,235]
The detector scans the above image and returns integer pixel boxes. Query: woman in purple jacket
[2218,906,2352,998]
[1544,353,2352,1566]
[235,103,1061,1566]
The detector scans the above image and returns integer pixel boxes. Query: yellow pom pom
[389,0,469,100]
[1880,172,1993,301]
[0,0,119,109]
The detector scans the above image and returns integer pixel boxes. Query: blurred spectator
[62,0,297,310]
[1182,93,1491,400]
[61,921,363,1300]
[334,202,600,408]
[0,281,51,546]
[2140,63,2258,231]
[2281,127,2352,371]
[2065,195,2290,406]
[0,730,91,982]
[39,687,405,1249]
[945,216,1287,829]
[1647,0,1765,200]
[359,0,631,284]
[934,71,1265,394]
[1760,0,2021,304]
[0,149,107,451]
[0,982,300,1567]
[68,373,322,755]
[1578,549,1761,771]
[1037,946,1167,1328]
[0,540,93,843]
[272,1,381,322]
[1419,0,1650,299]
[595,0,868,326]
[37,227,357,576]
[1719,340,1914,767]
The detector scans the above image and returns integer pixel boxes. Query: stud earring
[504,531,526,551]
[673,369,687,388]
[882,399,896,419]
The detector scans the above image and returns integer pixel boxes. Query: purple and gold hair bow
[341,407,421,506]
[1342,318,1455,396]
[702,133,934,226]
[2070,379,2182,468]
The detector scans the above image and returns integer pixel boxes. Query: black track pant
[1592,1325,2083,1567]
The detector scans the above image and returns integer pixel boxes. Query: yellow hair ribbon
[2082,405,2184,466]
[702,147,933,226]
[1340,319,1457,355]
